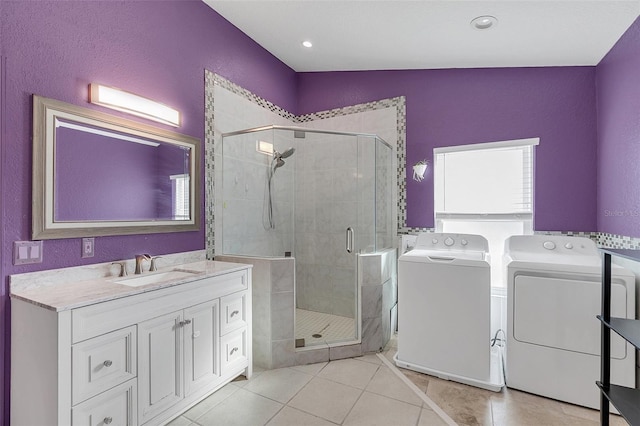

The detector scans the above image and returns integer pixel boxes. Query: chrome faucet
[149,256,162,272]
[134,254,151,274]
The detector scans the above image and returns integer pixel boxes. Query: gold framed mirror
[32,95,200,239]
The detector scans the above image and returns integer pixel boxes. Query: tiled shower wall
[221,129,295,257]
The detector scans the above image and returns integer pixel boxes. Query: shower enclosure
[220,125,393,349]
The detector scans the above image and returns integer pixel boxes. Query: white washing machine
[504,235,635,409]
[395,232,504,391]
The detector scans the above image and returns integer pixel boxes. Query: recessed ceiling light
[471,16,498,30]
[302,40,313,48]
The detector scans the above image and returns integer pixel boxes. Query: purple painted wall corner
[596,15,640,238]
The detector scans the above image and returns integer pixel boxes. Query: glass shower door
[294,131,364,347]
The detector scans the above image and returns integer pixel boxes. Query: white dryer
[504,235,635,409]
[395,232,504,391]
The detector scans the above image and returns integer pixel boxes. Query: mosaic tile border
[205,71,215,260]
[204,71,407,256]
[596,232,640,249]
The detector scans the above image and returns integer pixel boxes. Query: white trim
[435,213,533,220]
[434,137,539,154]
[56,119,160,147]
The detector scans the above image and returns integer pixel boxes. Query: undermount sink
[113,270,199,287]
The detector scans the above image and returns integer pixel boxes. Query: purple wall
[1,1,296,422]
[596,16,640,237]
[298,67,599,231]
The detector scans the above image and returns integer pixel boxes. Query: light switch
[13,241,43,265]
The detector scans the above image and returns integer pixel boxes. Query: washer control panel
[414,232,488,252]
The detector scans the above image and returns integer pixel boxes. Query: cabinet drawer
[221,327,248,374]
[220,291,247,335]
[72,379,137,426]
[72,326,136,405]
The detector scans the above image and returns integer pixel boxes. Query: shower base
[295,308,356,347]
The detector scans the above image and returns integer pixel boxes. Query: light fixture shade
[89,84,180,127]
[413,161,428,182]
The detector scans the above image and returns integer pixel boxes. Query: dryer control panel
[505,235,597,257]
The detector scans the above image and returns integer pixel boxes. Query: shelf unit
[598,249,640,426]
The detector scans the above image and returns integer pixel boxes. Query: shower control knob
[444,237,455,246]
[543,241,556,250]
[565,243,574,249]
[461,239,468,246]
[432,238,438,244]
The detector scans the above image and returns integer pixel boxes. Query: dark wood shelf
[597,382,640,426]
[598,316,640,350]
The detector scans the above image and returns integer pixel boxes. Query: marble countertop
[10,260,251,312]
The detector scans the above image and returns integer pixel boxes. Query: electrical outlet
[82,238,95,258]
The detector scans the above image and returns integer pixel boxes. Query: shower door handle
[346,227,354,253]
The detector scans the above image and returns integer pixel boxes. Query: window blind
[171,174,190,220]
[434,138,538,217]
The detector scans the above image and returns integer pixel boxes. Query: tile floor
[168,336,627,426]
[296,309,356,346]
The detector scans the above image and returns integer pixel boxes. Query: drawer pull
[104,417,113,424]
[103,360,113,368]
[178,319,192,327]
[230,310,240,318]
[230,347,239,355]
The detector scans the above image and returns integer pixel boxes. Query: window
[171,174,190,220]
[434,138,538,288]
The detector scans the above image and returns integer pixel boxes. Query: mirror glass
[33,95,200,239]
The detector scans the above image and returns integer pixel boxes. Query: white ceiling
[204,0,640,72]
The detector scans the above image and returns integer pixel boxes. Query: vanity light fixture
[89,84,181,127]
[471,15,498,30]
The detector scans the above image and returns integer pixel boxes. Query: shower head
[274,157,286,169]
[275,147,295,159]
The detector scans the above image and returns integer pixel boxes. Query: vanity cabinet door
[184,299,220,397]
[138,311,184,424]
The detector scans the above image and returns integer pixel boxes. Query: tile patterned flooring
[295,309,356,346]
[169,336,628,426]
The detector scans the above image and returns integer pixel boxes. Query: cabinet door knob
[184,319,192,325]
[103,360,113,367]
[104,417,113,424]
[230,310,240,317]
[193,331,201,338]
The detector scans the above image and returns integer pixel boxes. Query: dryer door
[513,274,628,359]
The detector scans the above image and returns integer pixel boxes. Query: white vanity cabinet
[10,262,252,426]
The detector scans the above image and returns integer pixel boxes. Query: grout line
[377,353,459,426]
